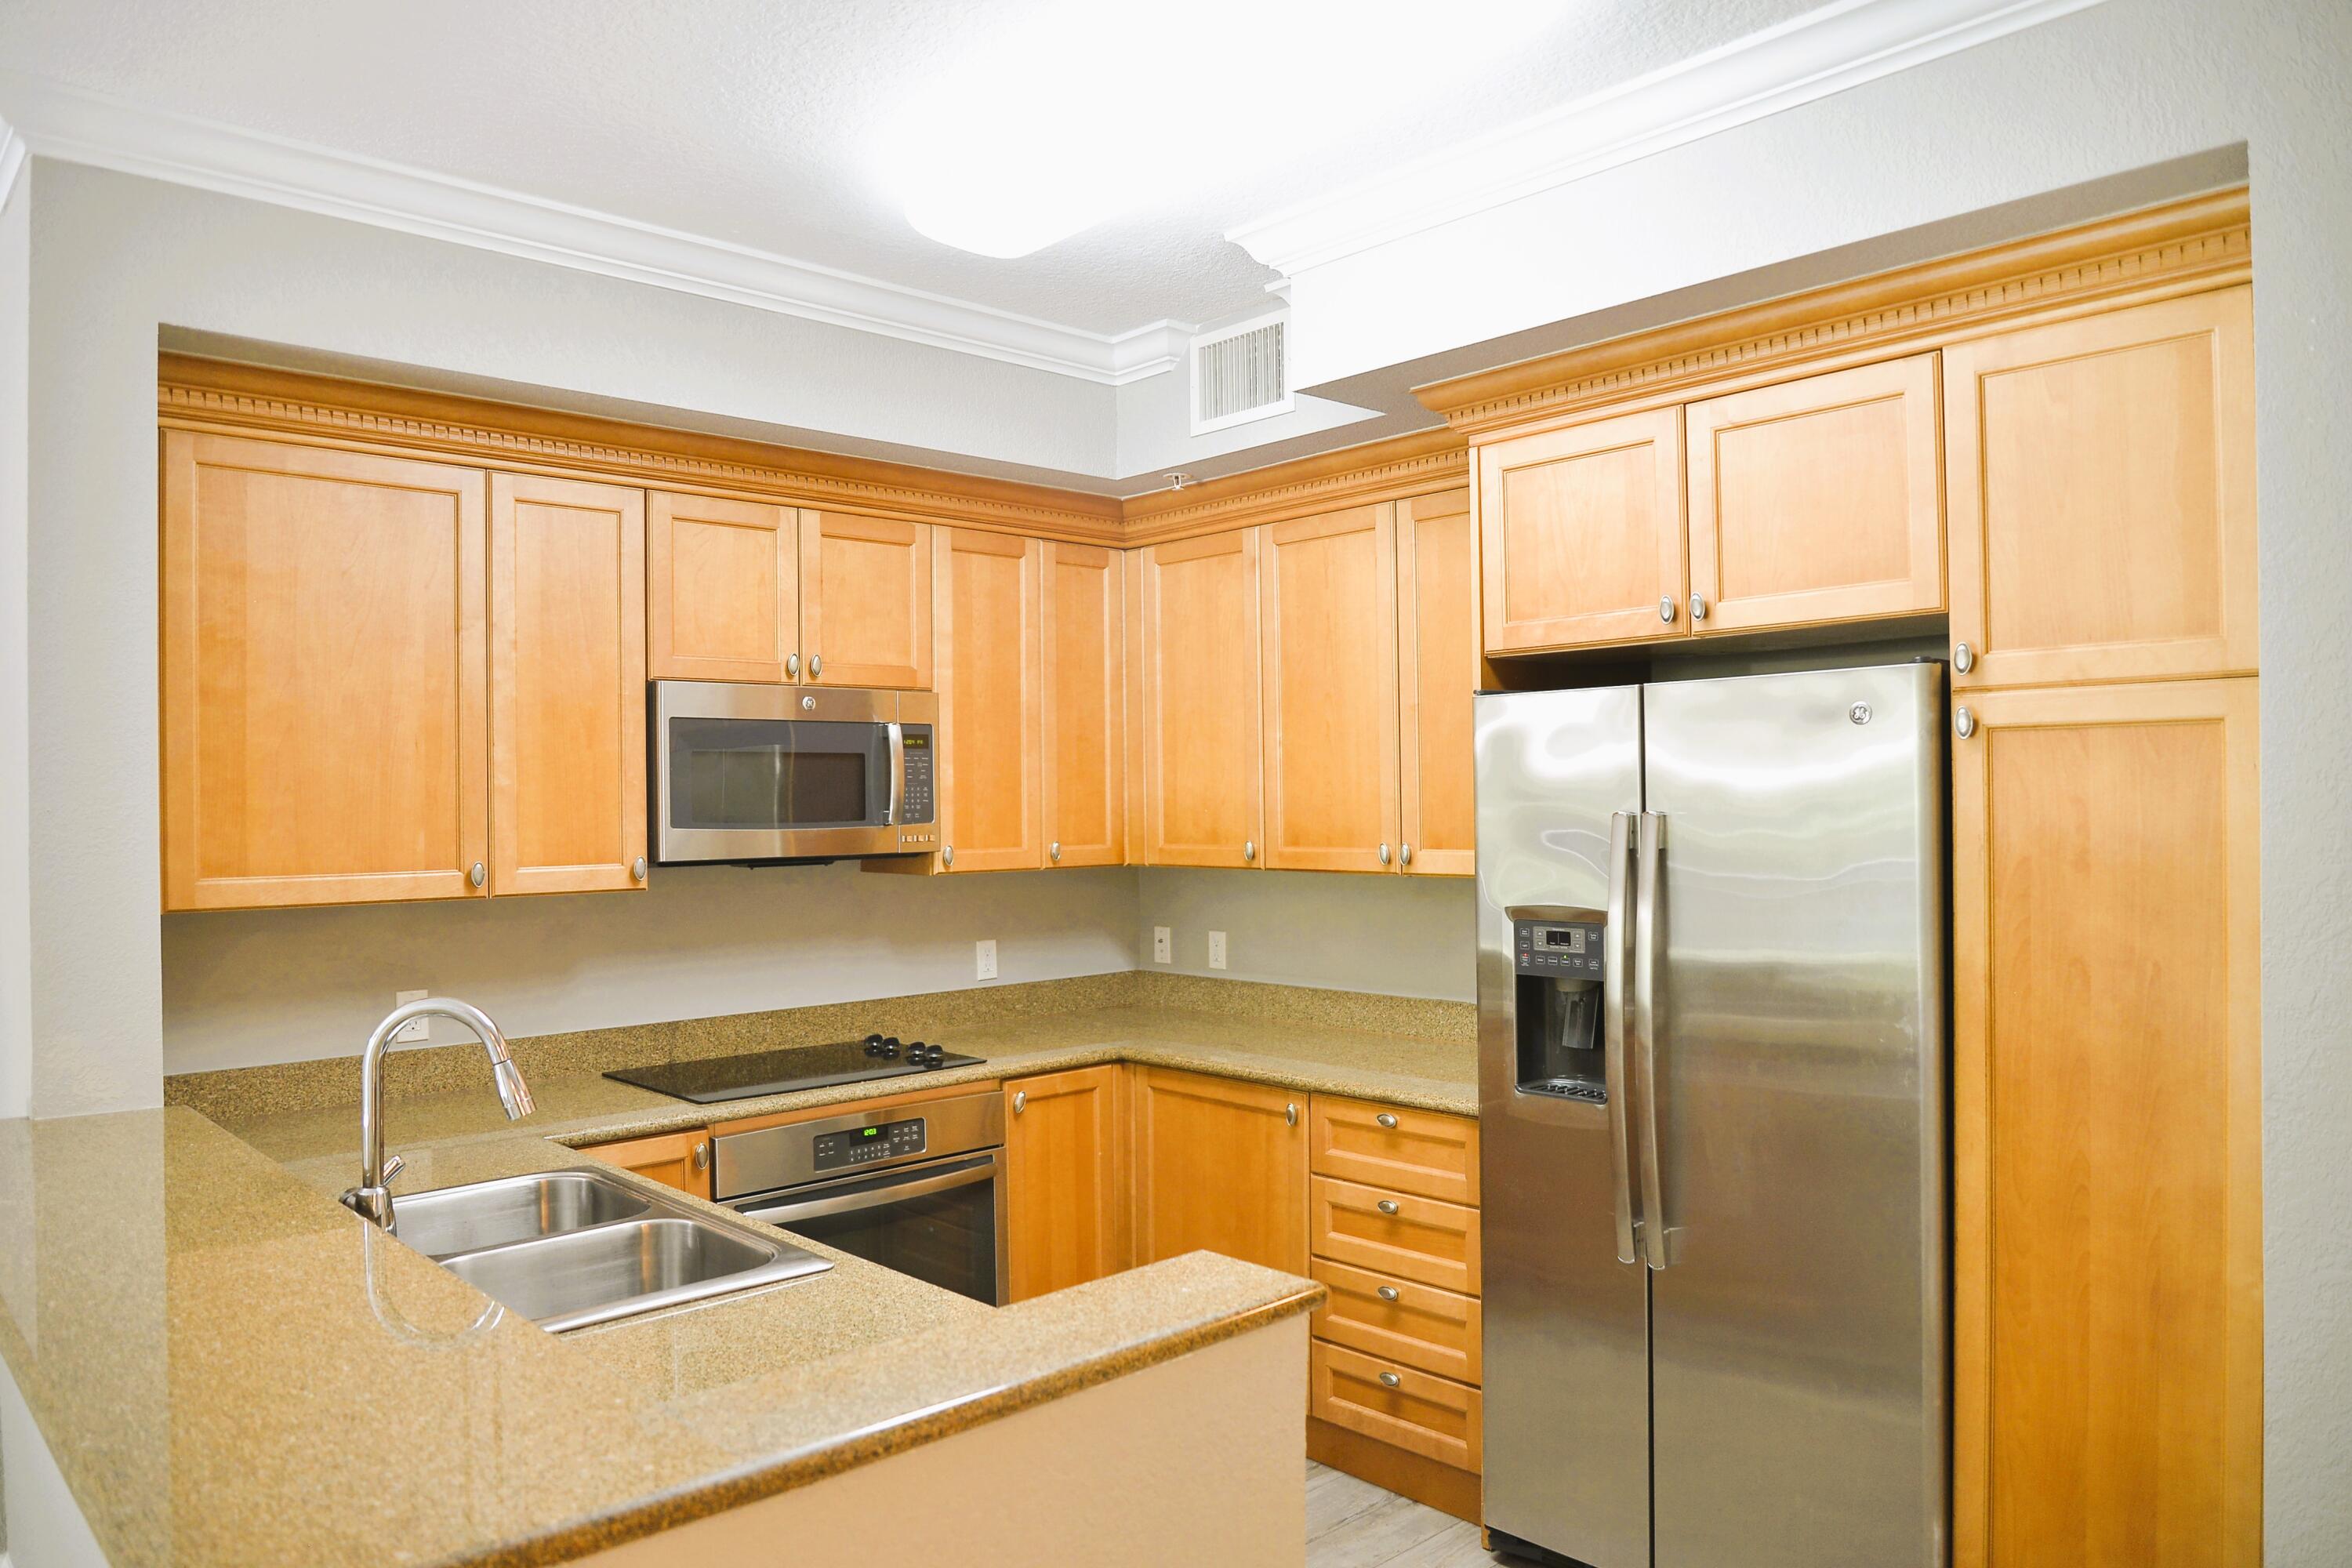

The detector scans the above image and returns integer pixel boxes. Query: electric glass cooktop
[604,1036,984,1105]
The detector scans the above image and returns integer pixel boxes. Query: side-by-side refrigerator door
[1474,687,1649,1568]
[1640,663,1947,1568]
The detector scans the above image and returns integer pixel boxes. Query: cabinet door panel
[582,1131,711,1200]
[1004,1065,1128,1301]
[1138,532,1263,867]
[161,433,488,909]
[1043,541,1126,867]
[800,510,933,688]
[1263,505,1399,873]
[935,528,1043,872]
[645,491,797,683]
[1396,488,1477,877]
[1945,288,2256,688]
[1131,1068,1306,1274]
[490,473,646,895]
[1952,678,2260,1568]
[1687,353,1944,633]
[1477,408,1686,654]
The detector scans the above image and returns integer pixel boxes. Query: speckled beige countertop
[0,1000,1473,1568]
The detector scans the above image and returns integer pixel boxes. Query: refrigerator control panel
[1514,919,1606,978]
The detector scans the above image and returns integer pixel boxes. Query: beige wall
[1137,868,1474,1002]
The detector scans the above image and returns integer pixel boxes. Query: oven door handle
[740,1152,997,1226]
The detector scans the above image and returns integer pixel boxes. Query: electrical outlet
[1152,925,1172,964]
[975,938,997,981]
[1208,931,1228,970]
[391,989,430,1043]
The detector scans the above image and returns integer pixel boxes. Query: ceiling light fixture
[880,0,1563,260]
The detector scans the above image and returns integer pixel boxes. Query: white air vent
[1189,311,1292,435]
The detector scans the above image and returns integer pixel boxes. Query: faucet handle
[379,1152,405,1186]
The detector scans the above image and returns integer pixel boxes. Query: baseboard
[1308,1415,1481,1523]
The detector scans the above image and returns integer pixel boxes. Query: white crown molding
[1227,0,2107,278]
[0,70,1189,387]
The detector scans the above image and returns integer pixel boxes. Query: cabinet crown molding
[1414,187,2250,437]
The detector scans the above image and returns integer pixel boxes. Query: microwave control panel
[898,726,935,826]
[812,1116,927,1173]
[1514,919,1606,978]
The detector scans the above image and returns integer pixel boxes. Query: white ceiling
[0,0,1819,338]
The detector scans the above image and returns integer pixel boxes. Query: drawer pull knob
[1375,1112,1399,1129]
[1377,1285,1399,1302]
[1378,1371,1403,1388]
[1012,1091,1026,1115]
[1286,1102,1298,1127]
[1377,1199,1400,1215]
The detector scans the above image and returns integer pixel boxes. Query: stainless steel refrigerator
[1475,663,1946,1568]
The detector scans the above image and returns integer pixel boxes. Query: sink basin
[393,1170,652,1259]
[390,1168,832,1331]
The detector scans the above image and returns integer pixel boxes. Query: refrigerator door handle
[1633,810,1672,1270]
[1605,811,1640,1265]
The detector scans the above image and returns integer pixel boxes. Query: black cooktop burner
[604,1036,985,1105]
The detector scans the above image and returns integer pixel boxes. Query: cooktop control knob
[880,1036,902,1058]
[908,1040,941,1067]
[862,1033,886,1057]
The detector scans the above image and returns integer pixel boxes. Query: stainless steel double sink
[390,1167,832,1331]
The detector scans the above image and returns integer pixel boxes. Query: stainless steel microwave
[650,681,938,863]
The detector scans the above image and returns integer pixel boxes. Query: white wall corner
[0,69,1184,389]
[1225,0,2110,278]
[0,111,25,213]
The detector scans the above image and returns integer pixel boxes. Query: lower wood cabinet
[1951,677,2261,1568]
[1309,1258,1480,1385]
[1311,1339,1482,1475]
[1129,1067,1307,1274]
[582,1128,713,1200]
[1003,1065,1129,1301]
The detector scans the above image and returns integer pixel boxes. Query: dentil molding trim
[0,70,1192,388]
[1227,0,2110,278]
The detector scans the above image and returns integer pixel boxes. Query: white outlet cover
[391,989,430,1044]
[1208,931,1228,970]
[975,938,998,981]
[1152,925,1172,964]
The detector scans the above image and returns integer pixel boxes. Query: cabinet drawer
[1312,1339,1482,1473]
[1309,1095,1478,1204]
[1312,1258,1481,1384]
[1311,1176,1480,1294]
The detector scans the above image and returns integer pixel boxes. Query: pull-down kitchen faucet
[339,997,535,1232]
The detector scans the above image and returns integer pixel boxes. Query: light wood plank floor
[1307,1461,1507,1567]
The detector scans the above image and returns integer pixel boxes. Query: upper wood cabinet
[1476,407,1686,655]
[1138,530,1264,868]
[1685,354,1944,633]
[1004,1065,1129,1301]
[1951,677,2260,1568]
[644,491,798,683]
[934,528,1044,873]
[161,433,489,910]
[488,474,647,896]
[799,510,933,688]
[1261,504,1400,873]
[1131,1067,1308,1275]
[1042,541,1125,868]
[1396,488,1477,877]
[1944,287,2257,688]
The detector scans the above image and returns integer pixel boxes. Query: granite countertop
[0,1004,1472,1568]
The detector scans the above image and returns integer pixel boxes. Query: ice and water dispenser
[1508,908,1610,1104]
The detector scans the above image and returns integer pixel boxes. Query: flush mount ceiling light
[881,0,1563,260]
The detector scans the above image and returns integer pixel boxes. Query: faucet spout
[339,997,534,1232]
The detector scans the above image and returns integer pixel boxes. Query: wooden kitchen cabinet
[1042,541,1126,868]
[1685,353,1944,633]
[1944,286,2256,689]
[1261,504,1399,873]
[1004,1065,1129,1300]
[161,432,489,909]
[934,528,1044,872]
[1475,406,1686,654]
[1395,488,1477,877]
[583,1129,713,1200]
[644,491,798,683]
[1131,1067,1307,1274]
[488,473,647,896]
[798,510,932,688]
[1951,677,2261,1568]
[1137,531,1264,867]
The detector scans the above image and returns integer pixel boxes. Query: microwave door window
[670,718,884,829]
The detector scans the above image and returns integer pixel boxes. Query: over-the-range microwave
[649,681,938,864]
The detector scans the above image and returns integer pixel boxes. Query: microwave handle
[741,1152,997,1226]
[885,720,904,826]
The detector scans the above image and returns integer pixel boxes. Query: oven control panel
[812,1116,927,1173]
